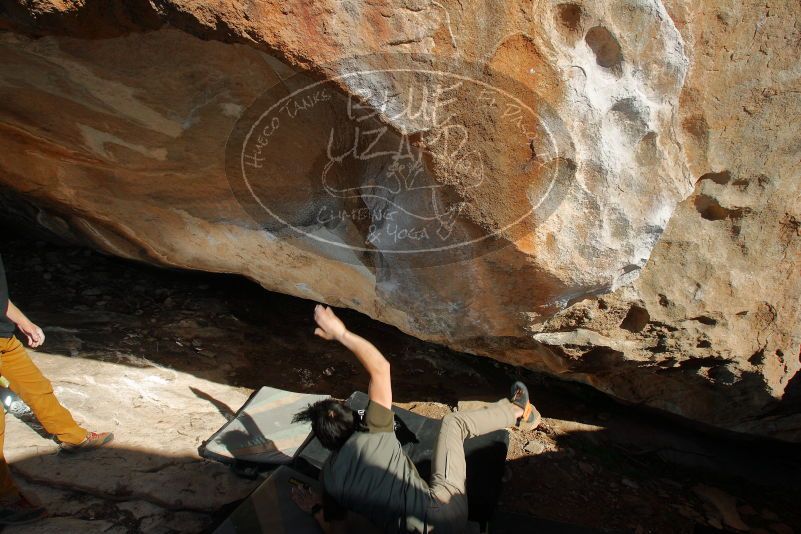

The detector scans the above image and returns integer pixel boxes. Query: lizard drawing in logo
[318,85,486,247]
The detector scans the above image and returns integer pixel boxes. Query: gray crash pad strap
[200,386,328,465]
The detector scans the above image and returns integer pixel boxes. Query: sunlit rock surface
[3,351,260,532]
[0,0,798,440]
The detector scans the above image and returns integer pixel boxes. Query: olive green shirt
[321,401,432,533]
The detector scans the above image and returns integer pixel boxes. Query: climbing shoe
[509,381,542,430]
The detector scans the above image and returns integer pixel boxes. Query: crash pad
[213,466,323,534]
[200,386,328,465]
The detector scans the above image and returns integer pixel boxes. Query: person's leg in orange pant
[0,397,20,502]
[1,336,87,446]
[0,334,94,524]
[0,336,49,524]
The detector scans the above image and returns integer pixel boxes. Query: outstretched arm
[313,305,392,409]
[6,300,45,348]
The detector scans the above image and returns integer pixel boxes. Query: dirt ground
[1,235,799,534]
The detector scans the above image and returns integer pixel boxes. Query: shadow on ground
[4,444,597,533]
[4,422,800,534]
[4,446,246,534]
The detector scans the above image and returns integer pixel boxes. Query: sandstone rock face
[0,1,798,440]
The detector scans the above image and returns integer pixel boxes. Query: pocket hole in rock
[620,304,650,333]
[585,26,623,69]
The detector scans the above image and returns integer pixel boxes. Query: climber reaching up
[290,304,541,533]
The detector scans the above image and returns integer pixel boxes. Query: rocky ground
[0,235,799,533]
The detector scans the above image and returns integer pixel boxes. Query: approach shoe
[60,431,114,453]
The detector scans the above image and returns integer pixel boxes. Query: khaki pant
[0,336,87,500]
[426,399,517,533]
